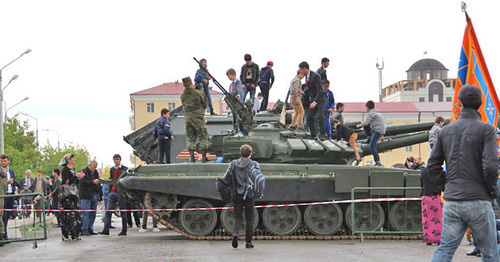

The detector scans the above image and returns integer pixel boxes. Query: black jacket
[304,71,326,104]
[79,166,99,199]
[316,67,327,82]
[427,108,498,202]
[240,63,260,86]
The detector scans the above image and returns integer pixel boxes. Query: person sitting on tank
[404,156,425,170]
[332,119,362,166]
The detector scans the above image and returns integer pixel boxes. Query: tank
[116,60,431,239]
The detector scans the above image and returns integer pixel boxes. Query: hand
[310,102,317,109]
[203,79,208,84]
[7,178,13,184]
[356,125,362,129]
[251,84,256,88]
[380,135,385,142]
[93,179,99,184]
[76,172,85,179]
[156,138,158,143]
[208,75,212,80]
[269,85,272,89]
[297,90,304,95]
[242,84,246,89]
[328,108,334,114]
[236,95,241,100]
[171,135,175,141]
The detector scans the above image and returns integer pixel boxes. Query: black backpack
[216,162,236,203]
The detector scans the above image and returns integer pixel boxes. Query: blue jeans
[432,200,499,262]
[104,192,127,233]
[363,126,381,164]
[324,112,332,137]
[203,85,214,114]
[80,193,98,233]
[243,85,256,103]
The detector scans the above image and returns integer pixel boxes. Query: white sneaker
[153,228,160,233]
[138,228,147,233]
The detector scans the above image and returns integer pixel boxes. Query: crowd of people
[0,153,160,246]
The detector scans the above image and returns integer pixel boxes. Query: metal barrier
[350,186,422,242]
[1,193,47,247]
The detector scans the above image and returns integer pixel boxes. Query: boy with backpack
[222,144,264,249]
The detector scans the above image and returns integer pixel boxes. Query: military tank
[117,60,431,239]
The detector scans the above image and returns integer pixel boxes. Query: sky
[1,0,499,168]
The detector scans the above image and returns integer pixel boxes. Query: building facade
[129,81,224,131]
[382,58,456,103]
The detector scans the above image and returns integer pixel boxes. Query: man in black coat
[79,160,100,235]
[429,85,499,261]
[299,61,327,139]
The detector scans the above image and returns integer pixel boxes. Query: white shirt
[6,167,13,193]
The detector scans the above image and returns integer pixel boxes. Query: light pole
[18,112,38,151]
[41,128,60,148]
[5,96,29,119]
[0,49,32,154]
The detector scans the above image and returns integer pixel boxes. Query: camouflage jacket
[0,167,6,195]
[181,87,208,116]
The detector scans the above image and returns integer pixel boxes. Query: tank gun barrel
[360,132,429,156]
[356,119,449,139]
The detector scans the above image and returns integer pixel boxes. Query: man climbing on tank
[181,76,209,163]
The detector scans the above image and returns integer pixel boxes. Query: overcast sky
[1,0,499,168]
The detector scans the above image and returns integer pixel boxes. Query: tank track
[143,193,423,241]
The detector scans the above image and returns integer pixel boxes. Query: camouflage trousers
[0,198,4,235]
[185,114,208,150]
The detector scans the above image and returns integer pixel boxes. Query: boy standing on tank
[223,144,260,249]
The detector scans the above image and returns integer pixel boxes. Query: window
[419,97,425,102]
[168,103,176,111]
[405,145,412,152]
[446,97,452,102]
[147,102,155,113]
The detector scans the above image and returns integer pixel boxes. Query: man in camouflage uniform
[181,76,209,162]
[0,167,6,245]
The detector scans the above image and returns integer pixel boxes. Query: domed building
[382,58,456,102]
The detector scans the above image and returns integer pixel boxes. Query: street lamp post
[5,96,29,119]
[0,49,32,154]
[41,129,60,148]
[18,112,38,151]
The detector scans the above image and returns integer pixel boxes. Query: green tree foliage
[4,117,92,180]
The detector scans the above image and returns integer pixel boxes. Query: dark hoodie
[223,157,260,195]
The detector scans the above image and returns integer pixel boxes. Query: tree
[4,116,92,180]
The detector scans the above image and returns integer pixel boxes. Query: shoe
[88,231,98,235]
[98,231,109,235]
[72,236,81,241]
[62,236,71,242]
[210,112,217,116]
[189,149,196,163]
[109,226,115,229]
[232,235,238,248]
[246,242,254,249]
[374,162,383,167]
[139,228,147,233]
[466,250,481,256]
[202,150,210,163]
[81,232,90,236]
[354,158,362,166]
[118,231,127,236]
[127,225,132,228]
[153,228,160,233]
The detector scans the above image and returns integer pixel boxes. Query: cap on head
[267,61,273,66]
[182,77,192,88]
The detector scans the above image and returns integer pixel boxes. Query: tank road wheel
[345,203,385,232]
[389,201,422,232]
[179,199,217,236]
[220,204,259,235]
[262,204,301,236]
[144,192,179,222]
[304,203,343,236]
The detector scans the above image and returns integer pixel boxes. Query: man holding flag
[430,10,499,262]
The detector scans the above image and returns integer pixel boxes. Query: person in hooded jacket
[223,144,259,249]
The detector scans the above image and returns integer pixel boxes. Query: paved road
[0,213,481,262]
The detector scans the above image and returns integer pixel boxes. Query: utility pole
[376,58,384,102]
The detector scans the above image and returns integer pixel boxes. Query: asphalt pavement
[0,212,482,262]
